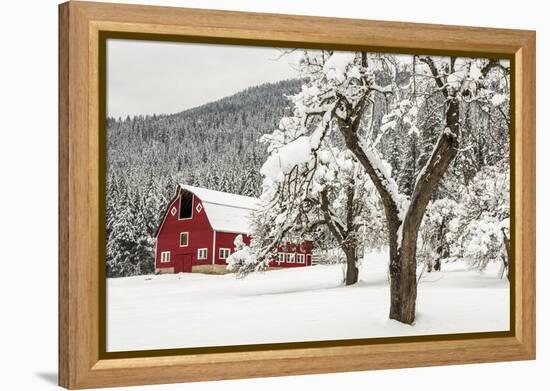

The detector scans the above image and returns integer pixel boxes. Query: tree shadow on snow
[238,280,378,297]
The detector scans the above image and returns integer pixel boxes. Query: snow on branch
[260,104,336,186]
[361,143,409,221]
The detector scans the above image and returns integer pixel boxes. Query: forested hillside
[106,79,302,277]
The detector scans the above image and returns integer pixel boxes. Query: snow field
[107,250,509,352]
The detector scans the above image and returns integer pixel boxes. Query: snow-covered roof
[179,184,260,234]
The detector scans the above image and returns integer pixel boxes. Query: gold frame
[59,1,536,389]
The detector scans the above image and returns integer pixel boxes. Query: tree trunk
[434,256,441,272]
[427,260,433,273]
[335,55,461,325]
[319,189,360,286]
[433,220,446,272]
[387,95,460,324]
[339,122,419,324]
[498,256,508,279]
[344,248,359,285]
[388,222,418,324]
[501,227,511,280]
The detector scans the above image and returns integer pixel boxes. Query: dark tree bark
[389,94,460,324]
[343,182,360,285]
[427,259,433,273]
[433,218,449,272]
[344,248,359,285]
[333,54,461,323]
[501,227,511,280]
[319,187,360,286]
[436,237,450,272]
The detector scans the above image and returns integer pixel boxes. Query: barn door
[174,256,183,273]
[183,254,193,273]
[174,254,193,273]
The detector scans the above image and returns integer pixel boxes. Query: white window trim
[160,251,171,263]
[297,253,305,264]
[180,232,189,247]
[212,231,217,265]
[197,248,208,260]
[284,253,290,263]
[219,248,231,260]
[277,253,284,263]
[289,253,296,263]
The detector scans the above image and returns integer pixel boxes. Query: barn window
[277,253,284,263]
[160,251,171,263]
[179,232,189,247]
[197,248,208,260]
[219,248,231,259]
[297,254,305,264]
[179,190,194,219]
[289,253,296,263]
[284,253,290,263]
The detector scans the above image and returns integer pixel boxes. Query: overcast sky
[107,39,301,118]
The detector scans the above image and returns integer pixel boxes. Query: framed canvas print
[58,1,536,389]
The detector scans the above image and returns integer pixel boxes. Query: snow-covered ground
[107,250,509,352]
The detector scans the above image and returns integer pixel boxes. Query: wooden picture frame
[59,1,536,389]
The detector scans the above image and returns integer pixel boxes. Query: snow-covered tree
[226,234,264,274]
[417,198,459,272]
[229,96,387,285]
[106,188,138,277]
[447,164,510,278]
[232,50,509,324]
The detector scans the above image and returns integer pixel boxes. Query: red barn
[155,184,313,273]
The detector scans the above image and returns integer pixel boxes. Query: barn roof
[179,184,260,234]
